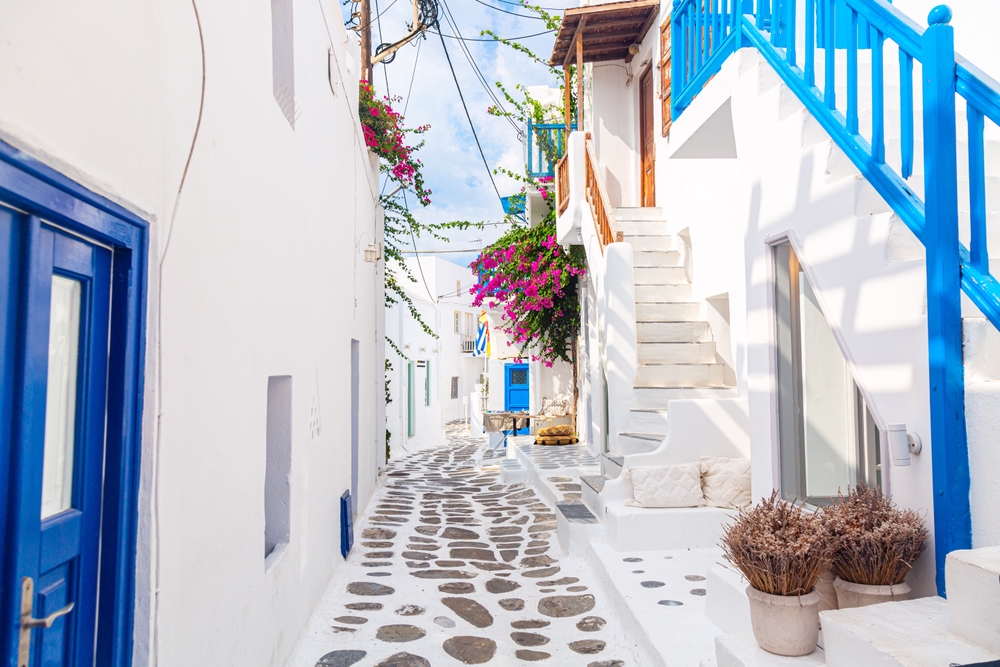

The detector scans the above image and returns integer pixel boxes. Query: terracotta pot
[816,568,839,614]
[833,576,911,609]
[745,586,820,657]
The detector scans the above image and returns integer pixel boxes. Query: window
[464,312,474,336]
[454,311,460,334]
[451,376,459,399]
[265,376,292,559]
[456,280,462,298]
[510,368,528,385]
[774,243,881,505]
[271,0,296,127]
[660,14,673,136]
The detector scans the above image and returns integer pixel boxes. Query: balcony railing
[527,122,576,178]
[461,335,476,354]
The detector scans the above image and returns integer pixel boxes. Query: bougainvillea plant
[470,222,586,365]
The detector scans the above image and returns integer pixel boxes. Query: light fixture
[628,44,640,55]
[887,424,922,467]
[364,241,382,263]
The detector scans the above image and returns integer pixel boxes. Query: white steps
[638,321,713,342]
[628,407,670,432]
[633,249,683,267]
[632,386,737,408]
[617,431,666,455]
[946,546,1000,654]
[636,284,692,301]
[639,341,717,364]
[634,266,689,285]
[615,206,665,221]
[636,301,702,321]
[637,362,727,387]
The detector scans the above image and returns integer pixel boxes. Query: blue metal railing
[672,0,1000,595]
[526,122,575,178]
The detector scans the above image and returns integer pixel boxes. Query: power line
[493,0,565,10]
[435,27,504,203]
[430,28,554,41]
[470,0,545,19]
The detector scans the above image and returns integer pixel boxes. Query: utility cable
[435,26,503,203]
[431,28,554,41]
[402,190,437,303]
[470,0,545,19]
[354,0,398,31]
[493,0,565,10]
[438,0,520,134]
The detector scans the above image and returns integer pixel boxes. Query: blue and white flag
[474,310,490,357]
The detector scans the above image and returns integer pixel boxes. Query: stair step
[618,220,669,235]
[636,362,726,387]
[614,206,664,221]
[618,431,666,455]
[628,408,670,431]
[632,249,683,267]
[946,547,1000,654]
[638,341,717,364]
[822,596,999,667]
[632,386,737,408]
[625,235,676,252]
[603,453,624,479]
[634,266,689,285]
[580,475,607,493]
[636,302,701,322]
[637,321,712,342]
[556,500,600,524]
[635,284,692,301]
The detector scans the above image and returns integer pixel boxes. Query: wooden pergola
[549,0,660,132]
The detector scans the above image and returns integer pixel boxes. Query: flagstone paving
[285,424,637,667]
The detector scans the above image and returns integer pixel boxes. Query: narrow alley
[286,424,639,667]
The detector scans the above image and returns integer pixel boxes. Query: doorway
[0,143,147,667]
[640,65,656,207]
[503,363,530,435]
[350,339,359,513]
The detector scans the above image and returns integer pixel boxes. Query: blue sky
[342,0,574,267]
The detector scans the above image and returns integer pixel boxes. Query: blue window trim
[0,138,148,667]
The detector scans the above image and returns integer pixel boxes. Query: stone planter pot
[746,586,820,657]
[833,576,911,609]
[816,568,839,614]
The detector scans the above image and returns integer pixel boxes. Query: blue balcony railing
[672,0,1000,595]
[526,122,575,178]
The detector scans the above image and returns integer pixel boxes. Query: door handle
[18,577,75,667]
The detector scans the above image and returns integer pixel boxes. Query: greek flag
[474,310,490,357]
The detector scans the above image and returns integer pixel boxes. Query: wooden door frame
[639,64,656,207]
[0,139,148,667]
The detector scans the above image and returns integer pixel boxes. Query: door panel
[640,67,656,207]
[4,218,112,667]
[504,364,530,435]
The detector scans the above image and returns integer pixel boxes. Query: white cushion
[700,456,751,509]
[624,464,707,508]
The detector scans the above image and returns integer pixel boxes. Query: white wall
[0,1,382,665]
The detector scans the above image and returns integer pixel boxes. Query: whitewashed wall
[0,1,382,665]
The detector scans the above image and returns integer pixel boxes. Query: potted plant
[822,485,927,609]
[721,492,833,657]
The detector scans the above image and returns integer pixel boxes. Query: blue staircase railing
[526,122,575,178]
[673,0,1000,595]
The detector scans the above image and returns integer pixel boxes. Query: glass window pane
[41,276,82,519]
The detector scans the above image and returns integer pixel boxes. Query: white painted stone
[706,566,753,635]
[715,633,825,667]
[821,596,1000,667]
[946,546,1000,654]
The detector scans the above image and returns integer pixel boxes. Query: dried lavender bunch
[822,484,927,586]
[721,491,833,596]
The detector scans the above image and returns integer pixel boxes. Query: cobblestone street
[286,425,639,666]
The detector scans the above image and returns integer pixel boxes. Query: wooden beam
[565,67,572,134]
[563,16,588,67]
[562,0,659,20]
[360,0,372,83]
[625,8,659,63]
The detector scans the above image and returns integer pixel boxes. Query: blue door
[1,211,112,667]
[504,363,530,435]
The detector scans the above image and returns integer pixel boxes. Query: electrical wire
[492,0,565,10]
[435,26,504,203]
[430,28,554,41]
[438,0,520,134]
[470,0,545,19]
[354,0,398,31]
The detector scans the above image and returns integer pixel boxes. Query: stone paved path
[285,424,638,667]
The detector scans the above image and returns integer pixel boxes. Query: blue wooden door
[504,363,530,434]
[2,213,112,667]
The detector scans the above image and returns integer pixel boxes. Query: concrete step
[617,431,666,455]
[637,320,712,342]
[946,547,1000,654]
[638,341,717,364]
[636,362,727,388]
[632,249,683,267]
[635,284,692,301]
[821,596,999,667]
[632,385,737,408]
[614,206,665,221]
[618,220,669,235]
[580,474,607,519]
[628,407,670,432]
[602,453,624,479]
[716,633,824,667]
[634,266,689,285]
[636,301,701,322]
[625,234,677,252]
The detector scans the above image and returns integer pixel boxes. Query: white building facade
[0,2,383,667]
